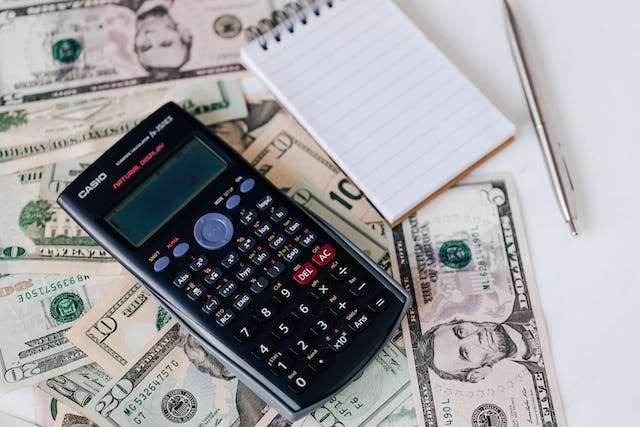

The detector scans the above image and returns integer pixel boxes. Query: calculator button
[310,317,332,335]
[233,292,252,311]
[252,339,276,360]
[268,353,293,377]
[250,277,269,294]
[226,194,241,210]
[291,301,314,319]
[268,234,286,250]
[283,245,301,263]
[272,318,294,339]
[172,242,189,258]
[290,335,314,356]
[254,221,272,238]
[330,296,353,316]
[254,303,277,323]
[270,206,288,223]
[328,329,352,352]
[311,281,334,300]
[187,283,205,301]
[215,309,235,327]
[173,271,191,288]
[233,321,258,343]
[238,237,256,253]
[204,267,223,285]
[312,244,336,267]
[240,178,255,193]
[235,264,254,281]
[331,264,351,280]
[256,195,274,211]
[193,213,234,250]
[368,293,390,312]
[289,372,312,394]
[293,263,317,285]
[221,251,240,268]
[349,280,371,296]
[273,284,294,303]
[284,219,302,235]
[309,351,333,373]
[348,311,372,332]
[252,249,270,266]
[202,297,220,315]
[240,209,258,225]
[189,255,207,272]
[300,231,317,247]
[219,281,238,298]
[267,261,286,278]
[153,256,170,272]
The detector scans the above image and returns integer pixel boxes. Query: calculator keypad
[157,180,399,402]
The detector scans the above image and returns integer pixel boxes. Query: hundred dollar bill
[84,321,269,427]
[0,154,121,274]
[39,363,112,415]
[387,176,566,427]
[0,79,248,175]
[66,281,173,375]
[241,113,386,236]
[0,0,273,106]
[260,331,411,427]
[0,274,126,392]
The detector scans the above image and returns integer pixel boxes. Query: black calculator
[57,103,410,421]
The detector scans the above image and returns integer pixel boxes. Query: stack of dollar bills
[0,1,566,426]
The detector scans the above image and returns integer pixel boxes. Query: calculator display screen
[105,137,227,247]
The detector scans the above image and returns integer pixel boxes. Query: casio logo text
[78,172,107,199]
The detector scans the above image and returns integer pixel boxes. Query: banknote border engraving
[392,179,561,427]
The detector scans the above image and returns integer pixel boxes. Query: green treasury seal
[439,240,472,269]
[50,292,84,323]
[52,39,82,64]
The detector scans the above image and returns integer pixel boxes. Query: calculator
[57,103,410,421]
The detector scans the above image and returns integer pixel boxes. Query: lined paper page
[242,0,515,223]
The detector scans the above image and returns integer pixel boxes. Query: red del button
[293,263,317,285]
[312,244,336,267]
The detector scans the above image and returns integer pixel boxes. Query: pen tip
[568,218,579,236]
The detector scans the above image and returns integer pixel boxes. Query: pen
[502,0,580,236]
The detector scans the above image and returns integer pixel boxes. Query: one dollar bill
[387,176,566,426]
[0,273,127,393]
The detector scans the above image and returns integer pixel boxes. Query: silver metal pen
[502,0,580,236]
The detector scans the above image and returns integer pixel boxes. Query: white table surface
[2,0,638,425]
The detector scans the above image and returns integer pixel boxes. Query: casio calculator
[57,102,410,421]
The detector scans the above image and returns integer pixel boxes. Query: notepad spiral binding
[245,0,341,50]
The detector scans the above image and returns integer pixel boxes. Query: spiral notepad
[241,0,515,225]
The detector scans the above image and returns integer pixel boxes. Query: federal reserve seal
[50,292,84,323]
[161,389,197,423]
[213,14,242,38]
[438,240,472,269]
[52,39,82,64]
[471,403,507,427]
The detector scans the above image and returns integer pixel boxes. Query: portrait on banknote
[121,0,193,79]
[388,178,565,426]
